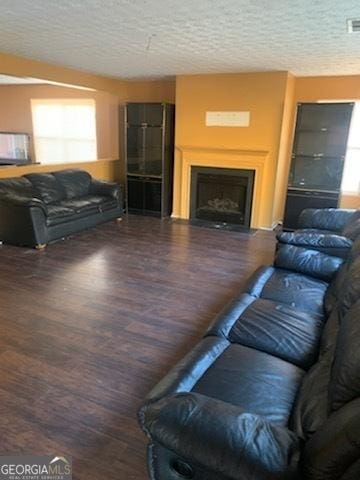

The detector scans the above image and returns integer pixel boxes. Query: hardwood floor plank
[0,215,275,479]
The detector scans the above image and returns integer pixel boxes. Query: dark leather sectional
[0,169,123,248]
[139,209,360,480]
[277,208,360,258]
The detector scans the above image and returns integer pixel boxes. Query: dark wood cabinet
[283,102,354,230]
[125,103,175,217]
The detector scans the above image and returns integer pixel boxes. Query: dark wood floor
[0,215,276,479]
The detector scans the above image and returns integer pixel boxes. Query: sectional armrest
[274,244,344,282]
[0,193,47,214]
[90,179,122,202]
[141,392,301,480]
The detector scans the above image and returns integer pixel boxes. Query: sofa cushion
[328,301,360,412]
[53,169,91,199]
[46,204,77,226]
[274,245,344,283]
[24,173,64,204]
[60,195,117,215]
[207,293,324,370]
[244,267,328,317]
[192,343,304,425]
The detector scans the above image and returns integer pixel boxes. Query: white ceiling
[0,0,359,79]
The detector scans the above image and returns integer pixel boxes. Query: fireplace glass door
[190,167,255,227]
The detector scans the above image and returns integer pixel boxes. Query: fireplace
[190,167,255,227]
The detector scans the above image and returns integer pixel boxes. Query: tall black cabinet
[125,103,175,217]
[283,102,354,229]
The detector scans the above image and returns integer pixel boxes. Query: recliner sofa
[139,213,360,480]
[0,169,123,248]
[277,208,360,259]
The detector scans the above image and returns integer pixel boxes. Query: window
[342,102,360,194]
[31,99,97,164]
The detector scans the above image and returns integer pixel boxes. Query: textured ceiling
[0,0,359,79]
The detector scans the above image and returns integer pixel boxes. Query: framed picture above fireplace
[190,166,255,228]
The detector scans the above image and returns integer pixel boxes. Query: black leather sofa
[139,214,360,479]
[0,169,123,248]
[277,208,360,259]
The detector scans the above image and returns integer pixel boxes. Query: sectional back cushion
[25,173,65,204]
[324,247,360,316]
[298,209,356,233]
[274,244,344,282]
[328,300,360,412]
[342,210,360,240]
[53,169,91,199]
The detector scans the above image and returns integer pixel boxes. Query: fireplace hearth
[190,167,255,227]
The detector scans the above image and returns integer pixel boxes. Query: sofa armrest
[90,179,122,202]
[141,392,301,480]
[0,199,47,247]
[274,245,344,282]
[0,193,47,214]
[298,209,355,233]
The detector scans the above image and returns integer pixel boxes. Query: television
[0,132,31,165]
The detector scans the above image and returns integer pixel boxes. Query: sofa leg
[35,244,47,250]
[115,217,123,224]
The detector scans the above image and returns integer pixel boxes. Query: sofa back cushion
[25,173,64,204]
[298,208,356,233]
[324,243,360,316]
[274,244,344,282]
[328,301,360,412]
[342,210,360,240]
[0,177,34,197]
[53,169,91,199]
[301,397,360,480]
[290,346,333,440]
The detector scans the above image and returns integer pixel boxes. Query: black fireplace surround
[190,167,255,228]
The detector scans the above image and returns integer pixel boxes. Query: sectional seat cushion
[53,169,92,199]
[141,337,304,429]
[207,293,324,369]
[25,173,65,204]
[244,266,328,316]
[192,343,304,425]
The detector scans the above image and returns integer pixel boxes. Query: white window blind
[31,99,97,164]
[342,102,360,194]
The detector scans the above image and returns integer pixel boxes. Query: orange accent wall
[0,158,119,182]
[173,72,290,228]
[0,51,176,183]
[0,84,119,163]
